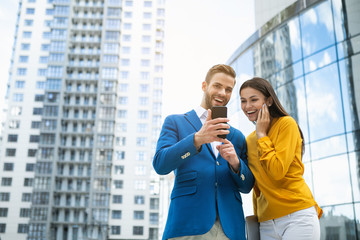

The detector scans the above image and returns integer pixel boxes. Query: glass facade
[227,0,360,239]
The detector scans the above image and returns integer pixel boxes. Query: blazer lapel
[184,110,215,159]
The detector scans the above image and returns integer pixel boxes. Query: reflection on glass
[303,46,337,74]
[306,63,344,141]
[312,154,352,206]
[339,57,360,133]
[286,17,302,63]
[320,204,357,240]
[310,135,347,160]
[303,162,313,192]
[348,152,360,202]
[347,131,360,153]
[300,1,335,57]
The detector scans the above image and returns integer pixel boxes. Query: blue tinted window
[300,1,335,57]
[19,56,29,63]
[305,63,344,141]
[26,8,35,14]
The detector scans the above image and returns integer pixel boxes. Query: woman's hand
[256,104,271,139]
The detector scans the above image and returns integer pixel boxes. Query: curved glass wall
[227,0,360,239]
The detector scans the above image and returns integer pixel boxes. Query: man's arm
[153,116,198,175]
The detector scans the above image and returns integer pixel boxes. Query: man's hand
[194,109,230,149]
[217,138,240,172]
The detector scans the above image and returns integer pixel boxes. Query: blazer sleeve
[229,131,255,193]
[153,115,199,175]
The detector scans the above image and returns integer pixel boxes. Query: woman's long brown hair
[240,77,305,155]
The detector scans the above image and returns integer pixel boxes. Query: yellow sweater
[246,116,322,222]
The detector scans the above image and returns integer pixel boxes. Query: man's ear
[201,81,207,91]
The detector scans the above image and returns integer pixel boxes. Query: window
[124,11,132,18]
[22,193,31,202]
[118,97,128,105]
[142,35,151,42]
[117,110,127,119]
[21,43,30,50]
[122,34,131,41]
[19,55,29,63]
[24,178,33,186]
[137,124,148,133]
[134,195,145,204]
[143,12,152,19]
[41,44,50,51]
[18,224,29,233]
[139,97,149,106]
[134,180,146,190]
[36,81,45,89]
[141,59,150,66]
[125,0,133,6]
[114,165,124,175]
[24,19,33,26]
[142,23,151,30]
[105,31,120,41]
[102,68,118,79]
[123,23,132,30]
[13,93,24,102]
[9,120,20,129]
[113,180,123,189]
[17,68,27,76]
[10,106,22,116]
[144,1,152,7]
[112,195,122,204]
[46,8,54,15]
[26,8,35,14]
[115,151,125,160]
[39,56,48,63]
[35,94,44,102]
[20,208,31,217]
[23,31,32,38]
[141,47,150,54]
[139,84,149,92]
[5,149,16,157]
[112,210,121,219]
[150,213,159,224]
[119,83,128,92]
[31,121,41,129]
[28,149,37,157]
[138,110,148,119]
[26,164,35,172]
[136,137,147,147]
[1,178,12,186]
[0,223,5,233]
[38,69,47,76]
[111,226,121,235]
[0,208,8,217]
[120,71,129,79]
[107,7,121,16]
[15,81,25,88]
[29,135,40,143]
[134,211,144,220]
[121,59,130,66]
[33,108,43,115]
[8,134,18,142]
[0,193,10,201]
[133,226,144,235]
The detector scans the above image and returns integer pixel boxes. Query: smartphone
[211,106,227,139]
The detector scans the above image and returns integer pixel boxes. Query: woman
[240,77,322,240]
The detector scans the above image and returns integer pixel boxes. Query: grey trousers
[168,219,230,240]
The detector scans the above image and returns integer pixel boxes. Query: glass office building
[227,0,360,239]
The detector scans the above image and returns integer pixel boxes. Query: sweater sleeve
[257,117,301,181]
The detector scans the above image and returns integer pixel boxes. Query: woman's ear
[267,97,273,107]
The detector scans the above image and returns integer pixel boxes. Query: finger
[206,109,212,121]
[257,107,262,122]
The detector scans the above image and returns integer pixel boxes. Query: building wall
[0,0,165,239]
[227,0,360,239]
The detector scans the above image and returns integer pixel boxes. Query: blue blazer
[153,110,254,240]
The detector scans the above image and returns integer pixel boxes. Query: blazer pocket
[171,186,197,199]
[176,171,198,183]
[234,191,243,203]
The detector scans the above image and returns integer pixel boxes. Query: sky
[0,0,256,216]
[0,0,256,123]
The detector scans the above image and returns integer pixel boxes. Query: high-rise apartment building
[0,0,165,239]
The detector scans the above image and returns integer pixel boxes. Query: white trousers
[259,206,320,240]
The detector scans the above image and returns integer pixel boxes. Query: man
[153,64,254,240]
